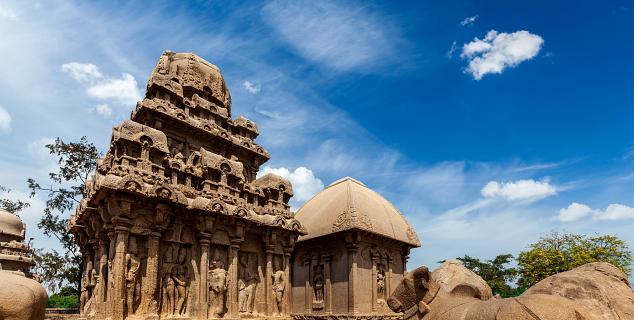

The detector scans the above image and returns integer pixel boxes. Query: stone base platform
[291,314,402,320]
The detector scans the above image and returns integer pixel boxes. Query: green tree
[27,136,100,292]
[453,254,519,297]
[0,185,30,215]
[517,231,632,288]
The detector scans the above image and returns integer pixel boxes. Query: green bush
[47,286,79,308]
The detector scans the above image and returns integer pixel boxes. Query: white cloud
[0,6,18,21]
[461,30,544,80]
[86,73,141,106]
[554,202,593,222]
[242,80,261,94]
[0,105,11,133]
[62,62,141,107]
[460,15,478,26]
[447,41,457,58]
[258,166,324,208]
[554,202,634,222]
[27,137,55,160]
[94,103,112,117]
[593,203,634,221]
[61,62,103,82]
[481,179,556,201]
[262,1,397,71]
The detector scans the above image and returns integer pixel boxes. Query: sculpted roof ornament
[295,177,420,246]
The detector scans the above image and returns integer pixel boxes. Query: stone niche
[69,51,306,320]
[291,177,420,319]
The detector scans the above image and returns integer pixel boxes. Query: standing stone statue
[125,238,141,316]
[174,247,188,315]
[313,267,324,303]
[377,269,385,299]
[238,254,258,314]
[272,259,286,316]
[208,260,228,317]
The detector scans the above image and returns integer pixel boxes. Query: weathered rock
[524,262,634,320]
[0,208,47,320]
[431,259,492,301]
[0,270,48,320]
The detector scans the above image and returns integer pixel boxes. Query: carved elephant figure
[387,262,592,320]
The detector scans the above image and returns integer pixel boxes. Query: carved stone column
[303,257,311,314]
[386,255,393,299]
[265,245,274,315]
[371,254,378,312]
[283,249,292,315]
[346,242,359,314]
[322,254,332,314]
[97,237,109,307]
[199,233,211,319]
[111,219,131,320]
[141,231,161,316]
[228,238,242,317]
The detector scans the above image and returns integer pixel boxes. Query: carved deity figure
[272,259,286,316]
[208,260,228,317]
[174,265,188,315]
[238,254,258,313]
[80,260,96,313]
[313,267,324,303]
[125,238,141,316]
[377,269,386,299]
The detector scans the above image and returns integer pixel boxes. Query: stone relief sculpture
[377,268,386,300]
[80,260,96,313]
[125,237,141,316]
[271,258,285,316]
[238,253,258,314]
[208,260,228,317]
[312,265,324,309]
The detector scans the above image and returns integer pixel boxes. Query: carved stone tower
[291,177,420,319]
[69,51,305,320]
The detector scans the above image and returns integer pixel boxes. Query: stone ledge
[291,314,402,320]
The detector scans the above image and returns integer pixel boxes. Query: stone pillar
[283,249,292,315]
[142,231,161,316]
[346,242,359,314]
[322,254,332,314]
[386,256,393,299]
[265,246,274,315]
[199,234,211,319]
[303,257,311,314]
[228,238,242,317]
[107,230,116,306]
[371,255,378,312]
[111,220,130,320]
[97,237,109,305]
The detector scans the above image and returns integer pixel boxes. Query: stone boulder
[431,259,493,300]
[524,262,634,320]
[0,270,47,320]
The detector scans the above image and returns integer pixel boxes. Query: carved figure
[80,260,96,313]
[174,265,188,315]
[125,238,141,316]
[272,259,285,316]
[377,269,385,299]
[208,260,228,317]
[386,261,634,320]
[313,267,324,303]
[238,254,258,313]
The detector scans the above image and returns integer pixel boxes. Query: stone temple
[69,51,419,320]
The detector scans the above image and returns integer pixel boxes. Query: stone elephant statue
[387,260,634,320]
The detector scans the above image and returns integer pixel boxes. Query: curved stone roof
[295,177,420,247]
[0,208,24,240]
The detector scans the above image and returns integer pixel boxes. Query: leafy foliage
[47,285,79,308]
[0,185,30,216]
[454,254,519,297]
[28,136,100,292]
[517,231,632,288]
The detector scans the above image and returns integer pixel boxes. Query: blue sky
[0,0,633,274]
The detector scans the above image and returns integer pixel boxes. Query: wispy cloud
[461,30,544,80]
[261,0,401,72]
[94,104,113,117]
[481,178,556,201]
[0,6,18,21]
[0,105,11,133]
[447,41,457,58]
[242,80,261,94]
[62,62,142,107]
[460,15,478,26]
